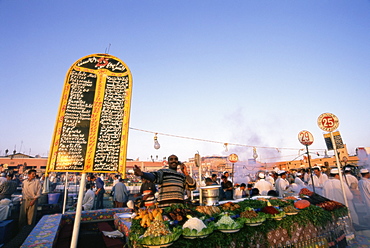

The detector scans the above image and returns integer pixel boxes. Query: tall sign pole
[46,54,133,248]
[298,130,315,193]
[317,113,350,215]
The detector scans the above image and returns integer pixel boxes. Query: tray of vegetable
[240,207,266,226]
[260,206,286,220]
[215,213,244,233]
[138,220,182,246]
[283,205,299,215]
[182,216,214,239]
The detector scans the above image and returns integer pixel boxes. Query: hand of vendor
[179,162,189,176]
[133,165,143,177]
[29,199,37,206]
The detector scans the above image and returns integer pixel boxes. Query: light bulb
[154,134,160,149]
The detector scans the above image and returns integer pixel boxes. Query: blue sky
[1,1,369,164]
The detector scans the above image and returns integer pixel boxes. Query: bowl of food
[215,213,243,233]
[182,216,213,239]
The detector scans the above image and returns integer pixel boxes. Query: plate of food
[183,234,209,239]
[218,229,241,233]
[182,216,213,239]
[240,208,266,226]
[142,243,173,248]
[246,222,264,226]
[283,205,299,215]
[215,213,244,232]
[285,212,298,216]
[138,220,181,247]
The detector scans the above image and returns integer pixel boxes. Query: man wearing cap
[265,172,275,186]
[323,168,359,225]
[308,166,328,196]
[254,172,273,196]
[358,168,370,216]
[294,172,306,192]
[275,170,290,197]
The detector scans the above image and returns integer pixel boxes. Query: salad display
[182,216,213,238]
[138,220,182,246]
[240,208,266,226]
[215,213,243,231]
[128,198,348,247]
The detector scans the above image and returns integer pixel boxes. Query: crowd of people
[205,165,369,226]
[0,158,369,229]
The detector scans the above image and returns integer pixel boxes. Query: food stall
[120,188,352,248]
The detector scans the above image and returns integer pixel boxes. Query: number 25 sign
[317,113,339,132]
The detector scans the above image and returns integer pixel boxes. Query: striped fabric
[152,169,196,208]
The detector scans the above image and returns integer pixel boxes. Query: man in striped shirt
[134,154,196,208]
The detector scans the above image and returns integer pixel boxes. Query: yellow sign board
[47,54,132,174]
[323,131,344,150]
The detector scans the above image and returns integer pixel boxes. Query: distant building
[1,146,368,177]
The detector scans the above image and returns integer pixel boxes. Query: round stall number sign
[317,113,339,132]
[228,153,238,163]
[298,130,314,146]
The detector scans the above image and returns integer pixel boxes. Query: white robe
[358,177,370,210]
[323,178,359,225]
[233,187,247,199]
[265,175,275,186]
[275,177,290,197]
[293,177,306,193]
[343,174,359,190]
[254,179,273,196]
[308,173,328,196]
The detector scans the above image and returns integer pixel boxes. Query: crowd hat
[344,167,351,171]
[330,168,339,174]
[278,170,286,175]
[258,172,265,179]
[312,166,321,171]
[360,169,369,174]
[296,172,302,176]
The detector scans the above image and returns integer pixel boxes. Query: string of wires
[129,127,326,152]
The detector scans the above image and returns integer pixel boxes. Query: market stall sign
[47,54,133,174]
[317,113,339,132]
[298,130,314,146]
[323,131,344,151]
[228,154,238,163]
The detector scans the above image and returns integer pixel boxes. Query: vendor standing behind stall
[19,169,42,227]
[275,170,290,197]
[134,178,157,207]
[221,175,233,200]
[133,154,196,208]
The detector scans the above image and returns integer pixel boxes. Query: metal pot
[200,185,221,206]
